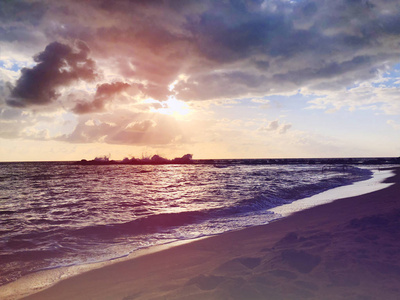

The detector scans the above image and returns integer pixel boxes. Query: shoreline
[270,168,394,218]
[1,167,399,299]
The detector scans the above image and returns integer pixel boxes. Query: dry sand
[18,168,400,299]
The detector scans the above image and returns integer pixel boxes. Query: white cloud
[307,78,400,115]
[387,120,400,130]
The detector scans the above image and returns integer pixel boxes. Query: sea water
[0,162,374,286]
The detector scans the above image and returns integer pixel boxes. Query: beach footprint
[281,249,321,274]
[237,257,262,269]
[214,257,262,275]
[186,274,225,290]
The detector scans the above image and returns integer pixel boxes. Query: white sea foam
[270,169,394,217]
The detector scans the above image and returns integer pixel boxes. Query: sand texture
[21,168,400,300]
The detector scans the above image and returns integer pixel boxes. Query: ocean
[0,162,376,287]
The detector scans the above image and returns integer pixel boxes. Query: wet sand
[16,168,400,299]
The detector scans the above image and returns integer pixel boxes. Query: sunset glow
[153,97,191,118]
[0,0,399,161]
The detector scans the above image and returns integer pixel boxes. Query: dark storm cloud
[0,0,47,26]
[7,41,98,107]
[72,82,131,114]
[172,0,400,99]
[4,0,400,110]
[0,26,41,43]
[185,8,290,63]
[274,55,380,85]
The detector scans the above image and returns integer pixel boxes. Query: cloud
[6,41,98,107]
[279,123,292,134]
[0,105,57,139]
[263,120,280,131]
[0,107,29,139]
[259,120,292,134]
[307,79,400,115]
[4,0,400,104]
[72,82,131,114]
[59,112,186,145]
[387,120,400,130]
[160,0,398,101]
[125,120,156,132]
[71,81,173,114]
[0,1,47,26]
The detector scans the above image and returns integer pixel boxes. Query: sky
[1,0,400,161]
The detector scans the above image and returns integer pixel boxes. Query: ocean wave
[234,167,372,213]
[0,163,374,286]
[70,210,208,239]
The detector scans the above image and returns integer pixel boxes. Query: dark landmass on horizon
[75,154,400,166]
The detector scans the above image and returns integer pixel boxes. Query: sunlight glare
[153,97,190,117]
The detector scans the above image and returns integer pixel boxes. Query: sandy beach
[10,167,400,299]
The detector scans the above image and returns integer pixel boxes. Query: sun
[155,97,191,117]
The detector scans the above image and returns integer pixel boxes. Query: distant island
[76,155,400,166]
[76,154,194,165]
